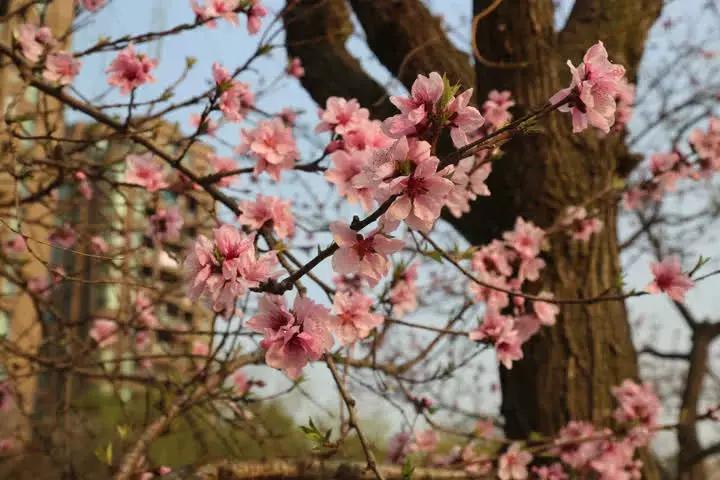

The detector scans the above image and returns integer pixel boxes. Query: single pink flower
[246,295,334,379]
[469,308,523,368]
[483,90,515,129]
[472,240,514,277]
[590,439,641,480]
[106,44,157,95]
[532,464,568,480]
[387,431,412,464]
[238,118,298,181]
[238,194,295,239]
[192,0,240,27]
[184,225,278,314]
[331,291,383,345]
[49,224,77,249]
[390,264,419,317]
[89,235,109,255]
[325,149,376,211]
[14,24,56,63]
[149,206,184,243]
[316,97,370,136]
[375,138,453,232]
[192,341,210,357]
[286,57,305,78]
[90,318,119,348]
[343,119,392,151]
[329,222,404,286]
[3,233,27,255]
[503,217,545,259]
[550,41,627,133]
[383,72,444,138]
[646,256,694,302]
[562,206,604,242]
[498,443,532,480]
[444,159,491,218]
[43,51,81,85]
[125,153,168,192]
[74,171,93,200]
[533,292,559,326]
[245,0,267,35]
[689,117,720,175]
[410,429,438,453]
[213,63,255,122]
[446,88,484,147]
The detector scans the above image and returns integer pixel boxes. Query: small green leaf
[402,457,415,479]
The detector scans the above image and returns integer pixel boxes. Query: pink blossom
[134,291,158,331]
[498,443,532,480]
[612,379,660,431]
[390,264,418,317]
[246,295,334,379]
[279,108,298,126]
[14,24,56,63]
[646,256,694,302]
[325,149,375,211]
[0,382,14,412]
[316,97,369,136]
[331,291,383,345]
[207,153,240,187]
[184,225,278,314]
[343,119,393,151]
[445,159,491,218]
[231,369,249,396]
[330,222,404,286]
[562,206,604,242]
[125,153,168,192]
[43,51,81,85]
[0,438,16,454]
[238,118,298,181]
[483,90,515,129]
[446,89,484,147]
[238,194,295,239]
[49,224,77,249]
[550,41,627,133]
[470,308,523,369]
[472,240,513,278]
[590,439,641,480]
[74,171,93,200]
[383,72,444,138]
[503,217,545,259]
[649,152,685,192]
[387,431,412,463]
[533,292,559,326]
[689,118,720,176]
[192,341,210,357]
[613,79,635,131]
[106,44,157,95]
[192,0,239,27]
[3,233,27,255]
[286,57,305,78]
[622,187,649,211]
[245,0,267,35]
[410,429,438,453]
[90,319,119,348]
[149,206,184,243]
[377,139,454,231]
[213,63,255,122]
[555,421,602,469]
[89,236,108,255]
[469,271,511,309]
[78,0,107,12]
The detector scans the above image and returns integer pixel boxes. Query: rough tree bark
[285,0,662,476]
